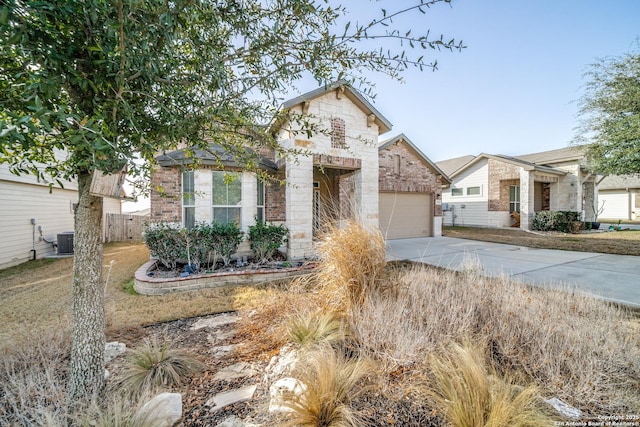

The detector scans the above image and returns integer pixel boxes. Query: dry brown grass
[444,226,640,255]
[349,261,640,414]
[0,241,285,345]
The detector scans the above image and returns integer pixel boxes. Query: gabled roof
[446,153,567,179]
[514,146,586,165]
[156,143,278,171]
[598,175,640,190]
[379,133,451,184]
[282,81,392,134]
[435,155,475,177]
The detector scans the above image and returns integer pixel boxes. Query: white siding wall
[0,180,76,269]
[442,160,489,227]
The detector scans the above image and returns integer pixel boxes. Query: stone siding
[487,159,521,212]
[378,141,444,216]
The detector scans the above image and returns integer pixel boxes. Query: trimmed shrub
[143,221,243,271]
[248,220,288,264]
[209,221,244,267]
[142,222,184,270]
[531,211,582,233]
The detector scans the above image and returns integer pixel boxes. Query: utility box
[57,232,74,255]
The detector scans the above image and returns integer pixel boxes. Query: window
[330,117,346,148]
[256,178,265,222]
[212,171,241,225]
[182,171,195,229]
[509,185,520,213]
[467,186,481,196]
[452,188,463,197]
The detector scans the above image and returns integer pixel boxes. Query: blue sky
[296,0,640,162]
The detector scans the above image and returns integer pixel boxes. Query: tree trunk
[68,171,105,402]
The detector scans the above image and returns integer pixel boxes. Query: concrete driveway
[386,237,640,307]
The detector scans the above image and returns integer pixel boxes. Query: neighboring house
[596,175,640,221]
[437,147,597,230]
[150,82,447,260]
[0,164,122,269]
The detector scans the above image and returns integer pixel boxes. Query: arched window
[330,117,346,149]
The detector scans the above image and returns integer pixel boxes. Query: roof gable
[446,153,567,179]
[379,133,451,184]
[156,143,277,171]
[282,81,392,134]
[435,155,475,177]
[514,146,586,165]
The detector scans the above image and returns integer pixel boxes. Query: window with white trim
[451,188,463,197]
[212,171,241,225]
[182,170,195,229]
[467,186,481,196]
[256,178,265,222]
[509,185,520,213]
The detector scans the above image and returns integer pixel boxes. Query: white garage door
[599,191,630,220]
[379,192,432,239]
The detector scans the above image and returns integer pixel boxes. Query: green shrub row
[143,220,288,272]
[531,210,582,233]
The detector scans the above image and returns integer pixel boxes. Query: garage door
[599,191,630,220]
[379,192,432,239]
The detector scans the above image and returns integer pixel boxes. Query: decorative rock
[263,345,297,384]
[104,369,110,380]
[215,415,261,427]
[104,341,126,363]
[132,392,182,427]
[545,397,582,419]
[207,384,258,413]
[269,377,307,413]
[191,313,239,330]
[214,362,259,381]
[213,344,238,357]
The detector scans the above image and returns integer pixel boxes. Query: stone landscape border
[134,259,316,295]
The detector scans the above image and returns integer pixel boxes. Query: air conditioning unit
[442,203,449,211]
[57,232,74,255]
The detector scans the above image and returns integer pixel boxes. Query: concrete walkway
[386,237,640,307]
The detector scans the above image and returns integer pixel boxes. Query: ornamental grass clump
[280,346,372,427]
[111,335,205,400]
[426,339,552,427]
[288,310,348,349]
[314,219,386,310]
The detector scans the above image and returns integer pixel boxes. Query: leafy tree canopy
[575,46,640,175]
[0,0,464,188]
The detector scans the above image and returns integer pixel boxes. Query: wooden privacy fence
[104,213,147,242]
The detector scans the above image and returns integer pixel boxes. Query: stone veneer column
[519,169,535,230]
[286,155,314,259]
[354,151,379,230]
[241,172,257,232]
[194,170,212,224]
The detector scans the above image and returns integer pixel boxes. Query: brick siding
[150,166,182,223]
[378,142,443,216]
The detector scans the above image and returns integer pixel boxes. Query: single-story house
[436,147,597,230]
[150,83,447,260]
[596,175,640,221]
[0,163,122,269]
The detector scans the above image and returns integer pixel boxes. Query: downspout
[31,220,37,260]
